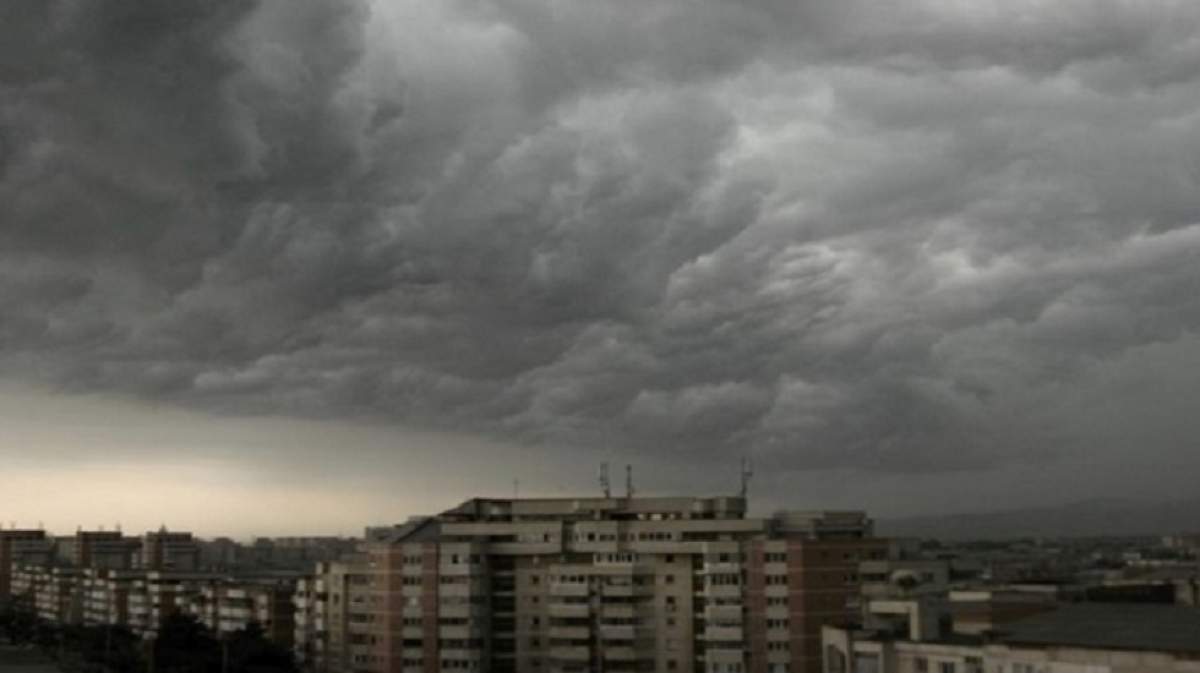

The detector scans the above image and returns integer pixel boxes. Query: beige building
[296,495,886,673]
[294,559,357,673]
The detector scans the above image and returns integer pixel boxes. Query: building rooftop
[439,495,749,521]
[996,603,1200,654]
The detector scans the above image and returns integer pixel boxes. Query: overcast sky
[2,0,1200,537]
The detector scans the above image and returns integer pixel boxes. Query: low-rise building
[823,600,1200,673]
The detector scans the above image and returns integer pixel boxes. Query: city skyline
[5,1,1200,537]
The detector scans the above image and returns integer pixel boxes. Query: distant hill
[878,497,1200,540]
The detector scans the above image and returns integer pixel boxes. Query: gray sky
[2,0,1200,537]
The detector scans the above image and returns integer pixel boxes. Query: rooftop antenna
[739,456,754,500]
[513,478,520,500]
[599,463,611,499]
[625,464,634,499]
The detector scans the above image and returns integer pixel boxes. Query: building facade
[297,495,885,673]
[0,529,50,599]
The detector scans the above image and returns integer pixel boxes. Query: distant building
[0,529,50,599]
[72,531,140,570]
[141,528,200,571]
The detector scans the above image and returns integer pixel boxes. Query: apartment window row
[765,618,788,629]
[438,639,483,649]
[916,660,984,673]
[764,575,788,585]
[767,641,789,652]
[440,659,480,670]
[573,531,678,542]
[764,552,788,563]
[596,553,638,564]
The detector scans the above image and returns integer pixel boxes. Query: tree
[153,614,221,673]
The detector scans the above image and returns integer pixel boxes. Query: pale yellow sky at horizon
[0,384,571,538]
[4,383,1195,539]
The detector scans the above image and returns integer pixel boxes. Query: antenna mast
[625,464,634,499]
[599,463,611,498]
[739,456,754,500]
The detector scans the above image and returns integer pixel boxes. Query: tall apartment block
[298,495,885,673]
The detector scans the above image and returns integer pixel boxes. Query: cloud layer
[3,0,1200,479]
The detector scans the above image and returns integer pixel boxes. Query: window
[939,664,955,673]
[914,658,927,673]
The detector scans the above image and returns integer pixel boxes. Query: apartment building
[127,571,223,638]
[301,495,884,673]
[73,530,140,570]
[189,577,298,646]
[35,567,83,624]
[142,529,200,571]
[822,602,1200,673]
[0,529,50,599]
[80,568,138,627]
[295,559,358,673]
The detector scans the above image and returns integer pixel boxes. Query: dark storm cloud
[3,0,1200,476]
